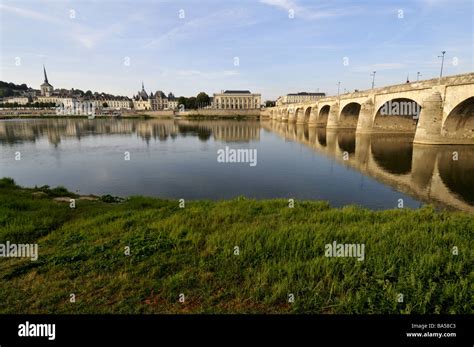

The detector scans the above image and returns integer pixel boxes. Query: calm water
[1,118,473,211]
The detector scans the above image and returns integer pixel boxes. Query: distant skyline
[0,0,472,100]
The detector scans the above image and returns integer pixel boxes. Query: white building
[132,83,154,110]
[213,90,261,109]
[276,92,326,106]
[98,98,132,109]
[3,96,30,105]
[132,84,178,111]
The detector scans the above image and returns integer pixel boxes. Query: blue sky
[0,0,472,100]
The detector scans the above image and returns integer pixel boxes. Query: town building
[213,90,261,109]
[132,84,178,111]
[167,92,179,110]
[3,96,31,105]
[276,92,326,106]
[37,96,74,107]
[155,91,168,110]
[96,96,132,109]
[40,66,54,97]
[132,83,154,110]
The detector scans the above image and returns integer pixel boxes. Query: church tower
[40,65,54,97]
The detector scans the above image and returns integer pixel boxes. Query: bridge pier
[308,107,318,126]
[413,92,443,145]
[296,110,306,124]
[326,103,340,129]
[356,99,375,133]
[288,109,297,123]
[355,133,371,169]
[411,144,437,190]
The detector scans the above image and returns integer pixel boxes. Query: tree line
[0,102,56,109]
[177,92,211,110]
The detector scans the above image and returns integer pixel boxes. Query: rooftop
[223,90,251,94]
[287,92,326,96]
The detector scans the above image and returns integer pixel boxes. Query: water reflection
[0,118,260,145]
[370,134,414,175]
[438,148,474,205]
[1,118,473,212]
[262,120,474,212]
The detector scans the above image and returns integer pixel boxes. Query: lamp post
[371,71,376,89]
[337,81,341,96]
[417,72,421,81]
[438,51,446,78]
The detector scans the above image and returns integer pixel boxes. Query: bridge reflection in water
[262,120,474,213]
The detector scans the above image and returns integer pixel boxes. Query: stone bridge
[262,73,474,144]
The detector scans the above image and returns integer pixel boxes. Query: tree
[186,97,197,110]
[102,102,108,108]
[196,92,210,108]
[265,100,276,107]
[177,96,187,109]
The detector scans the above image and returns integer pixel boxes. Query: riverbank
[0,178,471,314]
[0,108,263,120]
[0,113,172,120]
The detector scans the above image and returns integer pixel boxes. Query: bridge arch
[373,98,421,132]
[442,97,474,139]
[339,102,361,129]
[304,106,313,123]
[318,105,331,127]
[293,107,303,122]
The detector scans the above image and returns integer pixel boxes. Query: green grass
[0,177,472,314]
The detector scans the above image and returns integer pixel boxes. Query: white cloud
[0,3,141,49]
[0,3,62,24]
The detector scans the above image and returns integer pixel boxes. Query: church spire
[142,81,145,92]
[43,65,49,83]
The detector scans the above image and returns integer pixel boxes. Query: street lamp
[438,51,446,78]
[417,72,422,81]
[337,81,341,96]
[371,71,376,89]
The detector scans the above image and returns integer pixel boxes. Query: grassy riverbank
[0,178,472,314]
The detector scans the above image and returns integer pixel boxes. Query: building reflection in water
[262,120,474,213]
[0,118,261,146]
